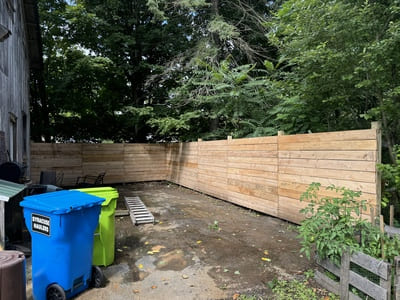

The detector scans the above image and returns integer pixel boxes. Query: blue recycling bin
[20,190,104,300]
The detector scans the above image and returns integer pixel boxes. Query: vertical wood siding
[0,0,31,169]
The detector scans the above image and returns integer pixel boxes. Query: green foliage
[378,145,400,209]
[35,0,400,148]
[236,295,258,300]
[35,0,276,142]
[147,112,200,137]
[208,16,240,40]
[269,279,320,300]
[152,57,279,140]
[299,183,400,266]
[208,220,220,231]
[270,0,400,147]
[303,269,315,281]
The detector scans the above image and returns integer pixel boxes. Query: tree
[147,0,279,140]
[36,0,201,141]
[35,1,278,142]
[269,0,400,163]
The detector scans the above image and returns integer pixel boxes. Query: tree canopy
[33,0,400,157]
[33,0,278,142]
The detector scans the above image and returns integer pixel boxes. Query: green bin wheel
[46,283,66,300]
[90,265,105,288]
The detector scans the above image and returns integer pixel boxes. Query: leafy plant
[209,220,220,231]
[237,295,259,300]
[304,269,315,280]
[269,279,319,300]
[378,145,400,209]
[299,183,400,265]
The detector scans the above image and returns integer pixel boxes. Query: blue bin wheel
[46,283,66,300]
[90,266,105,288]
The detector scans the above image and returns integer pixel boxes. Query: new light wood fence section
[31,143,167,186]
[31,126,380,224]
[278,128,379,223]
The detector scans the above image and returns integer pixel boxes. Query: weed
[209,220,220,231]
[268,278,318,300]
[237,295,260,300]
[286,224,298,233]
[304,269,315,280]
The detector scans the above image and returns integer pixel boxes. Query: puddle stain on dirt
[156,249,189,271]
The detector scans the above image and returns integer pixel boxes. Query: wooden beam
[373,121,382,218]
[340,250,351,300]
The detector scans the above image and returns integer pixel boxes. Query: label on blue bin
[31,213,50,236]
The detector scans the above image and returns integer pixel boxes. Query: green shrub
[298,183,400,265]
[378,145,400,210]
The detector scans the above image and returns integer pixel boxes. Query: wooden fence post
[380,215,385,260]
[340,250,350,300]
[390,205,395,227]
[370,206,375,225]
[372,121,382,218]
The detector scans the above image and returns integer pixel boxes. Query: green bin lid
[20,190,104,214]
[74,187,118,206]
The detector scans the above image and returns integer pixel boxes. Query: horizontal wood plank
[350,252,391,281]
[279,158,375,172]
[228,136,278,145]
[279,150,377,161]
[279,166,376,183]
[349,270,388,300]
[279,173,376,194]
[228,144,277,151]
[279,129,376,143]
[279,140,377,151]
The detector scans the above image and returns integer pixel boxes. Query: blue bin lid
[20,190,104,214]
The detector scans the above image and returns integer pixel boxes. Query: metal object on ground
[124,196,154,225]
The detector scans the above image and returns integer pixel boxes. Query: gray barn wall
[0,0,31,174]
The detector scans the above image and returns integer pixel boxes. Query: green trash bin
[76,187,118,266]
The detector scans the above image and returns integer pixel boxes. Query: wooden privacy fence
[31,124,381,224]
[166,125,381,224]
[30,143,167,186]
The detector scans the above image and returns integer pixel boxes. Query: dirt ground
[27,181,318,299]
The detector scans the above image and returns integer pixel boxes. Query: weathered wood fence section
[315,250,392,300]
[31,126,380,224]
